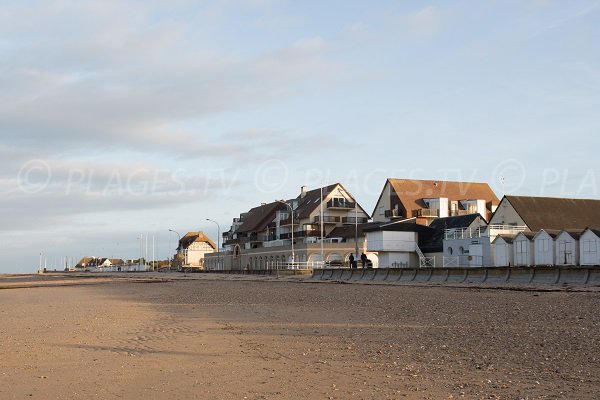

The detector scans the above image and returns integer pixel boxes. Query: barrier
[310,266,600,286]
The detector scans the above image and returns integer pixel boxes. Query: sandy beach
[1,274,599,399]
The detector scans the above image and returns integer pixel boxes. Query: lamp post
[205,219,221,270]
[339,188,359,264]
[276,200,295,267]
[168,229,181,270]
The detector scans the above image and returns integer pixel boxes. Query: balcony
[415,208,440,217]
[384,209,403,219]
[280,230,320,240]
[342,216,368,224]
[450,210,469,217]
[327,199,355,209]
[314,215,341,224]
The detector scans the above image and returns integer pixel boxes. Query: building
[207,183,370,270]
[533,229,559,266]
[177,232,216,269]
[555,230,583,266]
[514,232,535,267]
[580,228,600,266]
[430,214,490,267]
[492,235,514,267]
[371,179,499,225]
[489,196,600,231]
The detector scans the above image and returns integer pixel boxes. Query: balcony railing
[327,199,355,209]
[342,217,368,224]
[384,209,403,218]
[449,210,469,217]
[415,208,440,217]
[280,230,320,240]
[314,215,341,224]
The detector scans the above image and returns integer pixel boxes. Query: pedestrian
[361,253,368,269]
[349,253,355,269]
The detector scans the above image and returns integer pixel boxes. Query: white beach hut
[555,230,582,266]
[533,229,558,266]
[514,232,535,267]
[492,235,515,267]
[580,228,600,266]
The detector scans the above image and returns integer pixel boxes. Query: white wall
[492,239,513,267]
[489,198,527,227]
[377,252,411,268]
[556,232,579,266]
[580,230,600,266]
[534,231,555,266]
[373,182,392,222]
[366,231,417,252]
[514,235,534,266]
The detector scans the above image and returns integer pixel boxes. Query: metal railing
[327,199,355,209]
[415,208,440,217]
[384,209,403,218]
[342,216,368,224]
[265,261,325,270]
[314,216,341,223]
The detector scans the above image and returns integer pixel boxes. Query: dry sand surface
[1,274,599,399]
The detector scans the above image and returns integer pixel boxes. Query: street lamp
[276,200,295,267]
[339,188,359,265]
[206,219,221,270]
[168,229,181,270]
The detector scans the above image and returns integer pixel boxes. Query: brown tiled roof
[237,202,284,234]
[505,196,600,232]
[180,231,217,250]
[388,179,499,210]
[375,179,499,218]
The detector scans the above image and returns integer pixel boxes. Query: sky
[1,0,599,272]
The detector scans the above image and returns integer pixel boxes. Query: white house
[364,221,433,268]
[178,232,217,269]
[555,230,582,266]
[533,229,559,266]
[492,235,514,267]
[514,232,535,266]
[580,228,600,266]
[438,214,491,267]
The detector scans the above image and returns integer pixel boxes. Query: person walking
[349,253,355,269]
[360,252,368,269]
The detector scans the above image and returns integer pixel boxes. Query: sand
[1,273,599,399]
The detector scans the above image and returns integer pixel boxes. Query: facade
[514,232,535,267]
[364,221,433,268]
[208,184,370,270]
[372,179,499,225]
[177,232,216,269]
[555,230,582,266]
[533,229,558,266]
[580,228,600,266]
[492,235,514,267]
[436,214,491,267]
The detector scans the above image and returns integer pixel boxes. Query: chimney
[300,185,308,198]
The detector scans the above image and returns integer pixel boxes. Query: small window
[448,247,453,255]
[379,207,385,216]
[459,246,464,255]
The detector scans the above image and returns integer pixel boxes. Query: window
[379,207,385,216]
[448,247,453,255]
[459,246,464,255]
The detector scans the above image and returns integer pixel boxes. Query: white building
[533,229,559,267]
[492,235,514,267]
[178,232,216,269]
[514,232,535,267]
[580,228,600,266]
[555,230,582,266]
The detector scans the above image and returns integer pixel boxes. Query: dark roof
[535,229,561,239]
[294,183,368,221]
[586,228,600,236]
[516,231,536,240]
[237,202,284,234]
[505,196,600,231]
[492,234,516,244]
[559,229,585,240]
[419,214,484,253]
[328,222,383,239]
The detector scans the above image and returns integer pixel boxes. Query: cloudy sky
[1,0,599,272]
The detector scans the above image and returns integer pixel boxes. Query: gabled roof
[583,227,600,237]
[374,179,499,216]
[420,214,484,253]
[515,231,536,240]
[556,229,586,241]
[180,232,217,250]
[294,183,368,220]
[491,234,516,245]
[236,202,284,234]
[533,229,561,240]
[504,196,600,231]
